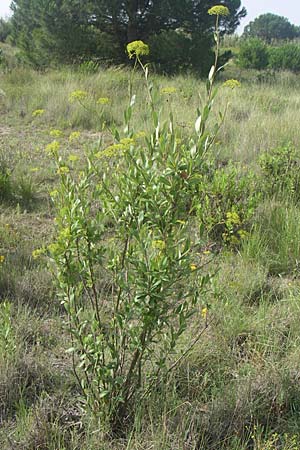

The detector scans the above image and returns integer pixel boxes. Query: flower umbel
[152,240,166,250]
[50,129,63,137]
[68,154,79,162]
[69,131,81,142]
[208,5,230,16]
[96,138,135,159]
[45,140,60,155]
[223,79,241,89]
[69,90,88,103]
[32,109,45,118]
[97,97,110,105]
[57,166,70,175]
[127,41,149,59]
[160,87,177,95]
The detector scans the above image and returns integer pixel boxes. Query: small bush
[238,38,269,70]
[268,43,300,72]
[196,163,260,247]
[149,30,214,75]
[259,144,300,198]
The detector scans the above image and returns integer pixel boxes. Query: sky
[1,0,300,34]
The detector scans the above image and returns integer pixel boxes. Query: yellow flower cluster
[50,129,63,137]
[226,211,240,225]
[190,264,197,271]
[127,40,150,59]
[68,154,79,162]
[208,5,230,16]
[45,140,60,155]
[97,97,110,105]
[32,109,45,117]
[223,79,241,89]
[32,248,45,259]
[160,87,177,95]
[152,240,166,250]
[0,255,5,263]
[201,307,208,319]
[133,131,147,139]
[57,166,70,175]
[69,90,88,103]
[95,138,135,159]
[50,189,59,198]
[69,131,81,142]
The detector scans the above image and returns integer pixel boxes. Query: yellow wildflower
[50,129,63,137]
[160,87,177,95]
[47,243,60,255]
[95,138,134,159]
[69,131,81,142]
[45,140,60,155]
[152,240,166,250]
[223,79,241,89]
[120,137,135,147]
[226,211,240,225]
[237,229,248,239]
[127,40,149,59]
[32,109,45,118]
[97,97,110,105]
[57,166,70,175]
[208,5,230,16]
[59,227,71,240]
[0,255,5,263]
[68,154,79,162]
[133,131,147,139]
[32,248,44,259]
[226,212,241,225]
[50,189,59,198]
[30,167,39,172]
[69,90,88,103]
[190,264,197,271]
[201,307,208,319]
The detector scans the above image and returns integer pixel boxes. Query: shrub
[268,43,300,72]
[259,144,300,198]
[148,30,214,75]
[49,15,228,433]
[238,38,269,70]
[196,163,260,247]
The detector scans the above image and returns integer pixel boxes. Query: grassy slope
[1,54,300,449]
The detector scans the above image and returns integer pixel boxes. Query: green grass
[1,51,300,448]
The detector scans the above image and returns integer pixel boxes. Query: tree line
[1,0,246,73]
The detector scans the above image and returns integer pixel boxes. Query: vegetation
[238,39,300,73]
[9,0,246,71]
[243,13,300,42]
[2,3,300,449]
[0,18,11,43]
[238,38,269,70]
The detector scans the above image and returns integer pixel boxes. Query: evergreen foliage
[243,13,300,43]
[10,0,246,71]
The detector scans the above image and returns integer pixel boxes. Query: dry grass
[1,54,300,448]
